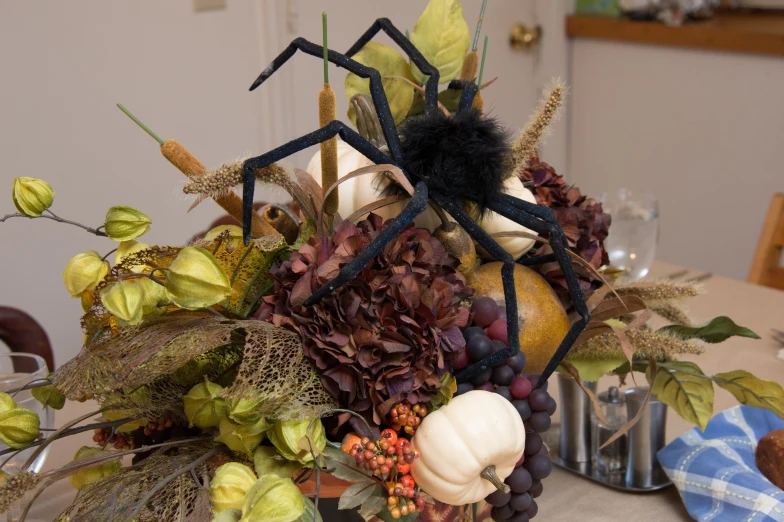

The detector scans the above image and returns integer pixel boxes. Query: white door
[255,0,572,172]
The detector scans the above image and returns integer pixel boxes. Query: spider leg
[345,18,440,120]
[248,37,403,165]
[241,122,393,244]
[488,198,591,388]
[447,80,479,115]
[518,253,557,266]
[302,182,430,307]
[499,193,568,248]
[430,193,520,384]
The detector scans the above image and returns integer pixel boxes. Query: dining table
[21,260,784,521]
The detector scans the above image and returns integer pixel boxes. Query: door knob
[510,23,542,51]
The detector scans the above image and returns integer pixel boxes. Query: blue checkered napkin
[657,405,784,522]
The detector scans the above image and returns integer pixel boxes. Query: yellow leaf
[648,361,714,431]
[409,0,471,85]
[714,370,784,419]
[566,355,627,382]
[345,42,415,125]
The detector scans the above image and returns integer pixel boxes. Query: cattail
[116,104,281,242]
[160,140,279,240]
[472,92,484,112]
[319,13,339,216]
[459,51,479,81]
[510,80,566,172]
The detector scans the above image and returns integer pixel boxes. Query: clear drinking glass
[0,353,54,474]
[600,189,659,281]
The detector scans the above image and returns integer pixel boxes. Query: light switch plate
[193,0,226,11]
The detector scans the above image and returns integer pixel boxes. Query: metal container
[557,373,597,463]
[625,387,668,488]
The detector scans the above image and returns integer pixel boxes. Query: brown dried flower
[519,158,611,298]
[259,214,472,425]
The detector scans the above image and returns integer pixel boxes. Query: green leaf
[409,0,470,85]
[564,356,628,382]
[430,372,457,410]
[658,316,761,344]
[648,361,714,431]
[298,496,324,522]
[713,370,784,419]
[359,489,388,519]
[31,384,65,410]
[345,42,415,125]
[338,480,377,510]
[322,446,376,483]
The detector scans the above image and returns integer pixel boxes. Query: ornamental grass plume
[510,80,566,171]
[259,214,473,425]
[569,327,706,362]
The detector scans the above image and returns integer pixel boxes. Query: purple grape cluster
[454,297,556,521]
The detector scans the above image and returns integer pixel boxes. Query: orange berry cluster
[92,428,132,450]
[143,416,173,437]
[345,429,419,480]
[388,401,428,435]
[387,475,425,518]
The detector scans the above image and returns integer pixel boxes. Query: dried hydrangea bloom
[519,157,611,298]
[260,214,473,425]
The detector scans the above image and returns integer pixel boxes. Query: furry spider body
[395,110,509,216]
[240,18,590,388]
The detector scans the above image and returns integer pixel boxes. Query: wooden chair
[0,307,54,373]
[748,193,784,291]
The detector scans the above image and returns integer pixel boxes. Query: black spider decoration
[240,18,590,388]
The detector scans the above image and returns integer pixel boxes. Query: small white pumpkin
[478,176,538,260]
[410,390,525,505]
[306,141,441,230]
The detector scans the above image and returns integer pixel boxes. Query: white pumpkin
[306,141,441,230]
[410,390,526,505]
[479,176,538,260]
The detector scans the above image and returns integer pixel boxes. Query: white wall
[0,1,275,364]
[568,39,784,280]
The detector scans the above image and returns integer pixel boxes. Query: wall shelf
[566,11,784,57]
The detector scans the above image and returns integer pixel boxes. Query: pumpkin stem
[480,465,510,494]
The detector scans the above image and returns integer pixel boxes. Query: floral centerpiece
[1,1,783,521]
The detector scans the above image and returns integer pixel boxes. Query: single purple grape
[485,489,512,507]
[471,297,499,327]
[506,352,527,373]
[528,390,549,412]
[512,399,532,421]
[467,335,492,362]
[495,385,513,402]
[545,396,557,416]
[525,500,539,518]
[528,411,552,433]
[492,365,515,386]
[524,432,543,456]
